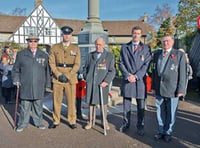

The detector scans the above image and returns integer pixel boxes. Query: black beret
[61,26,73,34]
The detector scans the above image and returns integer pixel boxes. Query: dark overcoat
[83,49,115,105]
[12,48,51,100]
[152,49,186,98]
[119,41,151,99]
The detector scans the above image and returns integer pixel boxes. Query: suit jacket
[152,49,186,98]
[119,41,151,98]
[12,48,51,100]
[83,49,115,105]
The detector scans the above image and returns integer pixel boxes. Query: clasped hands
[58,74,68,83]
[128,74,137,83]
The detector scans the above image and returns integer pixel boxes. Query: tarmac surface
[0,89,200,148]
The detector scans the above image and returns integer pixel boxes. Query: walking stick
[100,86,107,136]
[14,84,19,130]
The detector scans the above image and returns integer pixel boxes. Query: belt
[56,63,74,67]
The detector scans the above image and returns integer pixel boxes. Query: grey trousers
[17,99,43,128]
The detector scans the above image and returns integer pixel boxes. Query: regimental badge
[36,58,45,66]
[140,54,144,61]
[170,63,178,72]
[70,50,77,56]
[97,59,107,70]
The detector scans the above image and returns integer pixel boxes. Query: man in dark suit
[12,34,51,132]
[119,26,151,136]
[152,34,186,142]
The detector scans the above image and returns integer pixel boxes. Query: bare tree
[11,8,26,16]
[149,4,174,28]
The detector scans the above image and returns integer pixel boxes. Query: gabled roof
[0,14,154,36]
[0,14,26,33]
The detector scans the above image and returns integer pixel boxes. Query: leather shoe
[69,124,77,129]
[48,124,58,129]
[164,135,172,142]
[154,133,164,140]
[77,115,86,120]
[137,129,144,136]
[119,124,129,132]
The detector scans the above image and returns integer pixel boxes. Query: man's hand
[58,74,68,83]
[128,74,136,83]
[100,82,108,88]
[13,82,20,88]
[177,93,184,97]
[45,88,53,93]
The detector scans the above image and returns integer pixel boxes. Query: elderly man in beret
[12,34,51,132]
[49,26,80,129]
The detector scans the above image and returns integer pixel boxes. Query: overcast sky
[0,0,179,20]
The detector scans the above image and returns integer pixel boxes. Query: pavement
[0,89,200,148]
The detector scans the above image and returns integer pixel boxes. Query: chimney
[143,13,148,23]
[35,0,43,8]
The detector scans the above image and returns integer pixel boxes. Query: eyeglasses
[29,40,38,43]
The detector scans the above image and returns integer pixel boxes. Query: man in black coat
[119,26,151,136]
[12,34,51,132]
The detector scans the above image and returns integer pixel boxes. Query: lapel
[134,42,144,58]
[97,49,107,64]
[92,51,98,62]
[159,48,176,75]
[24,48,34,58]
[35,49,43,58]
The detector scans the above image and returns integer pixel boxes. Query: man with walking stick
[83,37,115,134]
[12,34,51,132]
[14,84,19,129]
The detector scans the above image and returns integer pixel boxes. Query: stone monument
[78,0,108,72]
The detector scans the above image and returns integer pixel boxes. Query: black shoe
[69,124,77,129]
[48,124,58,129]
[119,124,129,132]
[164,135,172,142]
[154,133,164,140]
[77,115,86,120]
[179,96,185,101]
[137,129,144,136]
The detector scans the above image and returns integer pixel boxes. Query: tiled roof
[0,14,26,33]
[0,14,154,36]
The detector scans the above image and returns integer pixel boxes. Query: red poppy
[138,45,143,51]
[171,54,176,60]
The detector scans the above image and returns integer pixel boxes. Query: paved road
[0,93,200,148]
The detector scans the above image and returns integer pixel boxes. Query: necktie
[32,50,35,57]
[163,50,167,57]
[133,44,137,53]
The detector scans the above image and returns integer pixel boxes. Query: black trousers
[123,97,145,130]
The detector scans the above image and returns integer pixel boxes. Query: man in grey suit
[119,26,151,136]
[152,34,186,142]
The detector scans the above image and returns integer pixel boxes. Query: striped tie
[133,44,137,53]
